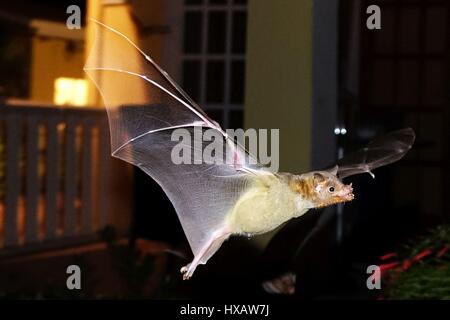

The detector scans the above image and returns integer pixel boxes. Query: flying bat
[84,20,415,280]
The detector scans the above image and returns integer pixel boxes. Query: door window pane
[232,11,246,54]
[182,60,202,101]
[184,11,202,53]
[208,11,227,54]
[230,60,245,104]
[206,60,225,103]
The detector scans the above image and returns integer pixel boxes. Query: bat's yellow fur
[226,171,354,235]
[226,174,314,235]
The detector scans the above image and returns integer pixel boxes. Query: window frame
[163,0,247,129]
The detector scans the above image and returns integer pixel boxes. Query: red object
[379,262,399,276]
[412,248,432,262]
[402,260,412,271]
[437,246,449,258]
[379,245,449,279]
[380,252,397,261]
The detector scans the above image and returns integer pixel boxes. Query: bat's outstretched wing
[332,128,415,179]
[84,20,264,261]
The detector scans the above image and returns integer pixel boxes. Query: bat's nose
[346,183,354,200]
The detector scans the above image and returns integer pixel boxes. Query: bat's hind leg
[180,226,231,280]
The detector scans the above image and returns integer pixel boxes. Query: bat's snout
[337,183,354,202]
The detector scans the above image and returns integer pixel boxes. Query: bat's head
[302,170,354,208]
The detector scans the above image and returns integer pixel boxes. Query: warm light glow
[54,77,88,106]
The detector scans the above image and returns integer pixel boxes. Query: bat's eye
[328,186,335,193]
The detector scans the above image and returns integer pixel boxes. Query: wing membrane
[84,20,262,256]
[335,128,415,179]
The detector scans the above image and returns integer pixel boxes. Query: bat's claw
[180,263,193,280]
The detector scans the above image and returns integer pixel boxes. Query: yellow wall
[245,0,313,248]
[30,36,84,103]
[245,0,313,175]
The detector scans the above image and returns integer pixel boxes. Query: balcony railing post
[63,115,77,237]
[25,115,39,243]
[0,105,131,253]
[81,117,93,234]
[5,113,21,247]
[45,115,59,240]
[99,117,111,229]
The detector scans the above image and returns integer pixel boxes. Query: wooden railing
[0,104,116,251]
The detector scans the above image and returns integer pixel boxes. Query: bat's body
[181,170,354,279]
[85,20,415,280]
[227,173,312,235]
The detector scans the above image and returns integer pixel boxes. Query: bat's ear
[312,172,327,193]
[327,165,339,176]
[313,172,326,184]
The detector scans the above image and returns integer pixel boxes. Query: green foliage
[387,263,450,299]
[403,225,450,260]
[385,225,450,300]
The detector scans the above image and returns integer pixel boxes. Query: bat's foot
[180,263,194,280]
[180,226,232,280]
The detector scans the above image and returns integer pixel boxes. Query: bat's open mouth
[339,183,354,202]
[344,192,355,201]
